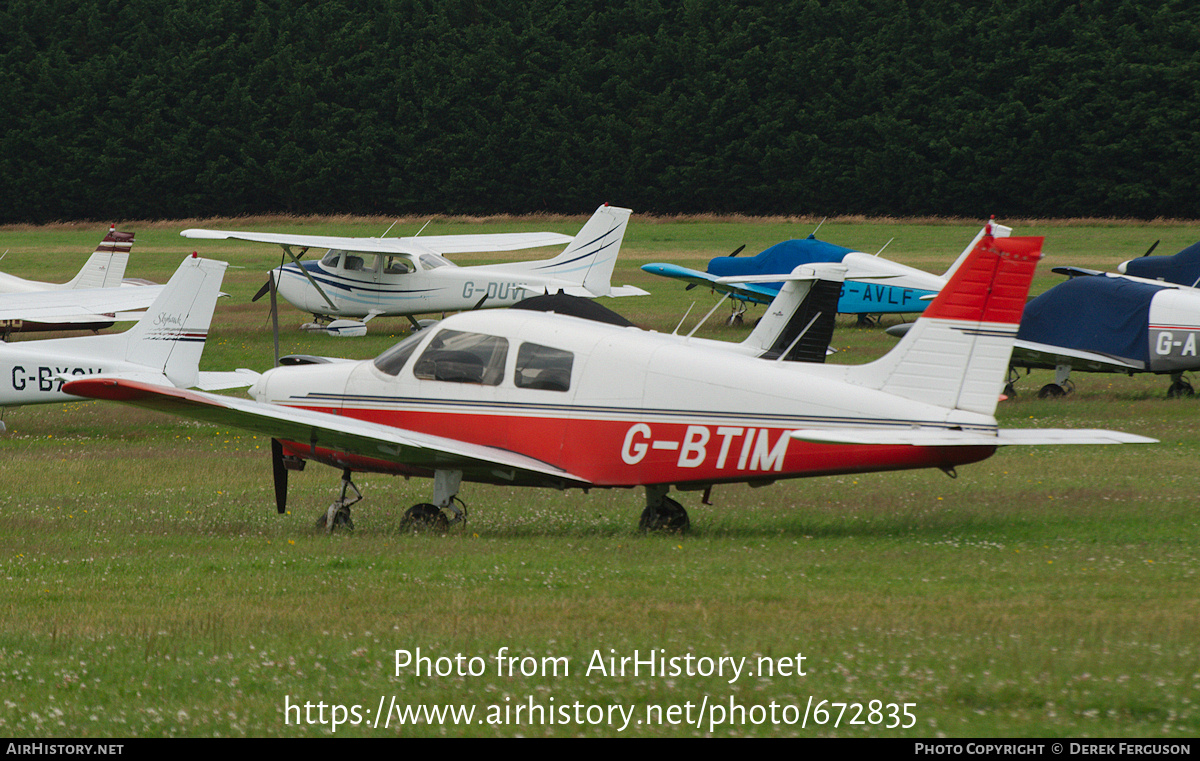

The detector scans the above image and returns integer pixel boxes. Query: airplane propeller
[1141,240,1160,257]
[271,438,288,513]
[686,245,745,291]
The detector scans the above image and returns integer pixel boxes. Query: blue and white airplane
[1117,240,1200,286]
[642,222,1011,323]
[182,204,647,336]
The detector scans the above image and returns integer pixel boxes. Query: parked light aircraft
[65,227,1153,533]
[0,225,133,294]
[0,254,254,429]
[180,204,647,336]
[1117,240,1200,286]
[1004,272,1200,398]
[641,222,1012,324]
[1,225,140,332]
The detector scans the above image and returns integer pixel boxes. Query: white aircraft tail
[844,227,1043,416]
[64,225,134,289]
[114,255,229,388]
[517,204,633,295]
[740,263,845,362]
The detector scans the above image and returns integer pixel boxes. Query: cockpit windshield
[373,331,427,376]
[320,249,343,268]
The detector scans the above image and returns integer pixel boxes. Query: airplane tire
[639,496,690,534]
[315,505,354,531]
[1037,383,1066,399]
[400,503,449,531]
[1167,381,1194,399]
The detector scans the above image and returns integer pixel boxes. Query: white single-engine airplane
[0,225,134,294]
[65,227,1153,532]
[0,254,253,422]
[1,225,145,332]
[181,204,647,336]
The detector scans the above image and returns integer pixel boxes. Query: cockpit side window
[514,343,573,392]
[412,329,508,386]
[384,255,413,274]
[419,253,453,270]
[372,331,426,376]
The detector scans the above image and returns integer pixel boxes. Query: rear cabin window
[514,343,573,392]
[412,329,508,386]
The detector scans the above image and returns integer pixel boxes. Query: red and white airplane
[64,226,1154,532]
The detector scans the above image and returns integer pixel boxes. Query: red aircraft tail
[847,225,1044,416]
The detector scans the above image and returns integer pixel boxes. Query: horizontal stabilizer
[1051,266,1105,278]
[791,428,1156,446]
[196,370,261,390]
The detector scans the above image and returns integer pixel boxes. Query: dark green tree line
[1,0,1198,221]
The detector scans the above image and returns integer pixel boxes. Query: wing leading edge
[62,378,592,488]
[180,229,574,255]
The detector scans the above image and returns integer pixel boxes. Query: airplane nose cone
[274,264,311,310]
[1117,260,1129,273]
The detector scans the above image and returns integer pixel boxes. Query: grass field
[0,216,1197,737]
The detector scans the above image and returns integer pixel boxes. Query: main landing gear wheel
[1167,378,1195,398]
[1037,383,1065,399]
[400,503,450,531]
[1037,379,1074,399]
[639,496,690,533]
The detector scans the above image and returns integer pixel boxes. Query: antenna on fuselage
[672,303,696,335]
[686,292,734,338]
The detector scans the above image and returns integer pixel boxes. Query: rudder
[848,228,1043,415]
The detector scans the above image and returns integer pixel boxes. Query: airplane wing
[62,378,592,487]
[181,229,574,255]
[0,284,165,322]
[790,427,1156,446]
[1010,339,1145,373]
[1050,266,1106,278]
[640,263,778,304]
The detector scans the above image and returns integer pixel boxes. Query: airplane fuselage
[252,309,997,488]
[0,338,140,405]
[274,260,556,317]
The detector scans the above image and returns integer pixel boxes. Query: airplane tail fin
[739,263,844,362]
[940,219,1012,281]
[845,226,1043,416]
[64,225,134,289]
[117,255,228,388]
[525,204,633,295]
